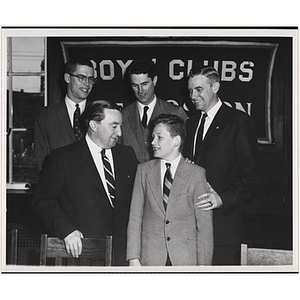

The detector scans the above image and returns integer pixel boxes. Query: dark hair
[188,66,220,86]
[152,114,186,146]
[127,59,156,80]
[83,100,121,129]
[65,57,94,74]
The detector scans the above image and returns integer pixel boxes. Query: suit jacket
[120,98,188,162]
[32,138,138,266]
[126,157,213,266]
[33,99,78,173]
[183,103,262,245]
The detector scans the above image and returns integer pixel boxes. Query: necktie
[101,149,115,207]
[73,103,82,141]
[141,106,149,128]
[194,112,208,158]
[163,163,173,210]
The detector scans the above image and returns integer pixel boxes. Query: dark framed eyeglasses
[69,73,97,85]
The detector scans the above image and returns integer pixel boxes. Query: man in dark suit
[33,57,96,173]
[183,67,262,265]
[32,100,138,266]
[120,59,187,162]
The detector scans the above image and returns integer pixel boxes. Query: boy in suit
[127,114,213,266]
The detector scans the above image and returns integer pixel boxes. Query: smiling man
[127,114,213,266]
[120,59,187,163]
[183,66,262,265]
[33,57,96,173]
[32,100,138,266]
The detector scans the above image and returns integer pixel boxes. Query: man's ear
[64,73,70,84]
[89,120,97,132]
[153,75,158,86]
[212,81,220,94]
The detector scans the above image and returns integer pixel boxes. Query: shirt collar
[161,153,182,173]
[65,95,86,112]
[137,95,157,113]
[85,133,102,154]
[206,98,222,120]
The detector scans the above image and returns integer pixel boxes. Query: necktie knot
[165,162,171,171]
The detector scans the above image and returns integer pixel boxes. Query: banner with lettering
[60,39,279,144]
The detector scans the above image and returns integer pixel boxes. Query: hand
[129,258,142,266]
[196,183,223,211]
[64,230,84,258]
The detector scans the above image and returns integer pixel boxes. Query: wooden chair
[40,234,113,266]
[10,229,18,265]
[241,244,293,265]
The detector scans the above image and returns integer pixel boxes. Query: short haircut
[152,114,186,146]
[65,57,94,74]
[188,66,220,86]
[127,59,156,80]
[83,100,121,129]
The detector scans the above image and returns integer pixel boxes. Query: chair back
[241,244,293,265]
[10,229,18,265]
[40,234,112,266]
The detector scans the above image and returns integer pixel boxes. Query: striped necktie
[163,163,173,210]
[101,149,115,206]
[73,103,82,141]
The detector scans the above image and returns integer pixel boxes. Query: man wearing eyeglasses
[33,57,97,174]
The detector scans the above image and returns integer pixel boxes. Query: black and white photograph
[0,23,299,300]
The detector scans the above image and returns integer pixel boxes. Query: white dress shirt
[160,154,182,192]
[137,95,157,126]
[85,134,115,207]
[65,96,87,127]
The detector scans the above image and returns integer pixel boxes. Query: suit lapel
[76,139,109,200]
[128,103,146,152]
[202,103,228,146]
[167,157,189,211]
[112,146,128,209]
[57,100,76,142]
[147,160,165,212]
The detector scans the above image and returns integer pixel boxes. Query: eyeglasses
[69,73,97,85]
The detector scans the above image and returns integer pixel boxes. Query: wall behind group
[46,36,293,249]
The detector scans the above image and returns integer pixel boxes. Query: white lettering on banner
[239,61,254,82]
[221,61,237,81]
[182,101,253,115]
[99,60,114,80]
[169,59,185,80]
[169,59,254,82]
[95,59,255,82]
[203,60,219,71]
[224,101,253,116]
[90,60,98,78]
[116,60,133,79]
